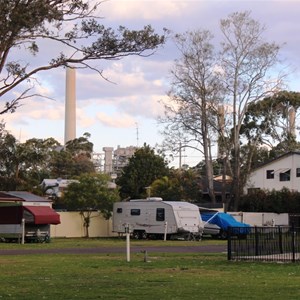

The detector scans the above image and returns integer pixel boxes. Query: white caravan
[112,198,203,240]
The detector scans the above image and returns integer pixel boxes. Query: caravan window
[131,209,140,216]
[156,208,165,221]
[116,208,122,213]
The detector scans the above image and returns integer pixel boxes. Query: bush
[239,188,300,213]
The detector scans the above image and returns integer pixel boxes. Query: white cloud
[102,0,188,21]
[96,111,136,128]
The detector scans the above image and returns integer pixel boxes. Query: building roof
[0,191,51,203]
[252,151,300,171]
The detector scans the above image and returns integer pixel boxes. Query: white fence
[229,212,289,227]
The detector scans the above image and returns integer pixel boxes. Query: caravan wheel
[132,231,146,240]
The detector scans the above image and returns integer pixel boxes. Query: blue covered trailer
[201,212,250,239]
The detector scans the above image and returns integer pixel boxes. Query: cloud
[96,111,136,128]
[102,0,188,21]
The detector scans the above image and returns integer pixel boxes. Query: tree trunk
[202,106,216,204]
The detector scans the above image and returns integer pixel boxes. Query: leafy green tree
[0,0,166,114]
[63,173,120,237]
[0,129,59,190]
[50,133,95,178]
[150,176,182,201]
[0,125,96,190]
[242,91,300,158]
[150,168,202,202]
[65,133,93,159]
[116,144,169,199]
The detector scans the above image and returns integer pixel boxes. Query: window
[266,170,274,179]
[280,169,290,182]
[116,208,122,213]
[296,168,300,178]
[156,208,165,221]
[130,209,140,216]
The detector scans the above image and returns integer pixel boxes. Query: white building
[41,178,79,198]
[245,152,300,193]
[103,145,137,176]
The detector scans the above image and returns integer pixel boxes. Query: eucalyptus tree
[242,91,300,150]
[0,0,166,114]
[161,30,224,203]
[162,11,285,210]
[0,130,60,190]
[218,11,284,209]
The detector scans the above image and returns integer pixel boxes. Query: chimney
[64,67,76,145]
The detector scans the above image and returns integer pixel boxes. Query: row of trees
[0,127,94,191]
[160,11,300,210]
[0,0,167,238]
[1,3,299,221]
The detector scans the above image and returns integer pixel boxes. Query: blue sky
[3,0,300,168]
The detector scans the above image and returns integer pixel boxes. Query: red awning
[24,206,60,225]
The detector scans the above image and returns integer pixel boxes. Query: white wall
[229,212,289,226]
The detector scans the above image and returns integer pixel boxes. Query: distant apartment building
[103,145,137,176]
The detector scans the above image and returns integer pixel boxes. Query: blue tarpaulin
[201,212,250,235]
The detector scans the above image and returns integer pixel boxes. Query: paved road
[0,244,227,256]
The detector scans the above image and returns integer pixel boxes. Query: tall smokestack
[64,67,76,145]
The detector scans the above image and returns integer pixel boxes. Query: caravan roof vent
[146,197,163,201]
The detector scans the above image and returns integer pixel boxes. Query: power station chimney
[64,67,76,145]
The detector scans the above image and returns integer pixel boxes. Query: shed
[0,191,60,242]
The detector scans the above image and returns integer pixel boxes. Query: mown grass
[0,236,225,249]
[0,238,300,299]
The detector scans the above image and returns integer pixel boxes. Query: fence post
[291,223,296,263]
[278,226,283,254]
[255,226,259,256]
[227,226,232,261]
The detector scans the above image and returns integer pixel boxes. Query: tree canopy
[0,125,96,191]
[0,0,166,114]
[116,144,169,199]
[150,168,202,202]
[63,173,120,237]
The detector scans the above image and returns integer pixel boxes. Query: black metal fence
[227,226,300,263]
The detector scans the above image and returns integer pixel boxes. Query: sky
[2,0,300,168]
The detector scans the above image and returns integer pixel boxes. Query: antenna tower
[135,122,139,147]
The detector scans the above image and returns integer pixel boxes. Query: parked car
[201,212,251,239]
[203,222,221,237]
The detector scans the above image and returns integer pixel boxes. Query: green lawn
[0,238,299,299]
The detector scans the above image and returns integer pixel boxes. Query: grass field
[0,238,300,299]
